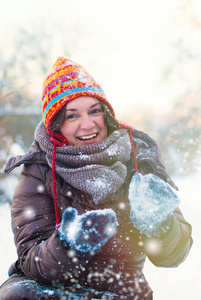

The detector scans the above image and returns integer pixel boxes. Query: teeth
[79,134,97,140]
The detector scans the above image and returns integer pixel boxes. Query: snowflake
[118,202,126,210]
[36,184,45,193]
[138,241,144,247]
[66,191,72,197]
[34,256,40,262]
[144,239,162,255]
[23,206,36,219]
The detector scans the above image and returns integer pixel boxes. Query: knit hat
[42,56,115,136]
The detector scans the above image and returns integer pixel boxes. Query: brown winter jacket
[3,129,193,296]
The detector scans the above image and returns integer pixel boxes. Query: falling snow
[36,184,45,193]
[23,206,36,219]
[0,173,198,299]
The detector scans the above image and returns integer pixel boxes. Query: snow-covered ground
[0,172,200,299]
[144,172,201,300]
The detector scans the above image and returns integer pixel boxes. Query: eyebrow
[65,102,101,112]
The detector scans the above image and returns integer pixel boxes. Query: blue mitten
[59,207,118,257]
[128,173,180,237]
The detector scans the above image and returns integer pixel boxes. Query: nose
[80,115,95,130]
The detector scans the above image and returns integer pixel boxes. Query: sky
[1,0,198,116]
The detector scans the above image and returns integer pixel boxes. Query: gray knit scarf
[35,122,132,204]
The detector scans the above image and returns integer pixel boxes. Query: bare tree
[0,17,81,203]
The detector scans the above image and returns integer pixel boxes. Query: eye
[66,114,77,120]
[91,108,102,114]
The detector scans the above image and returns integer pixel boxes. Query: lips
[77,133,98,141]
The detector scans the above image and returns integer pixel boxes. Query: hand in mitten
[59,207,118,257]
[128,173,180,237]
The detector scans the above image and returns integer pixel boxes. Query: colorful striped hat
[42,56,115,135]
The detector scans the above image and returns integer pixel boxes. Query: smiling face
[59,96,108,146]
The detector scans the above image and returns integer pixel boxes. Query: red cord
[118,121,138,173]
[50,135,67,229]
[52,142,61,229]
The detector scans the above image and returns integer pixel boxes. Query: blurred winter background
[0,0,200,299]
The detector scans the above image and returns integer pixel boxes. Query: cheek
[99,114,106,127]
[100,119,108,138]
[60,122,74,139]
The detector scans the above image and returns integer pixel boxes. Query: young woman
[0,57,192,299]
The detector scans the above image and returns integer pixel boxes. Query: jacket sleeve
[131,129,193,266]
[132,128,178,191]
[142,207,193,267]
[11,163,92,284]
